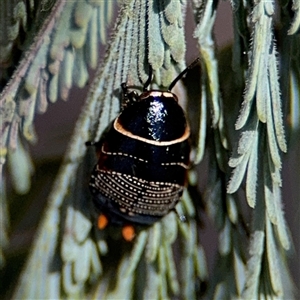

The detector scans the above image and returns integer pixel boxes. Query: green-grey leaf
[125,230,148,276]
[268,50,287,153]
[7,135,34,194]
[288,0,300,34]
[245,132,259,207]
[227,150,250,194]
[242,231,265,298]
[266,218,283,296]
[219,218,232,256]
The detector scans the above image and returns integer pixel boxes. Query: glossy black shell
[89,90,190,225]
[118,91,188,141]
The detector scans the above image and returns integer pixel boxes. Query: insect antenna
[168,57,200,92]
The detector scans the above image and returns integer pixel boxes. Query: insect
[89,59,199,241]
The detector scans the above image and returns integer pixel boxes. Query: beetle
[89,59,199,240]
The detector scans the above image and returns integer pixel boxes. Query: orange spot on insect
[122,225,136,242]
[97,214,109,230]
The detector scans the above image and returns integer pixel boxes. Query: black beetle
[89,59,199,240]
